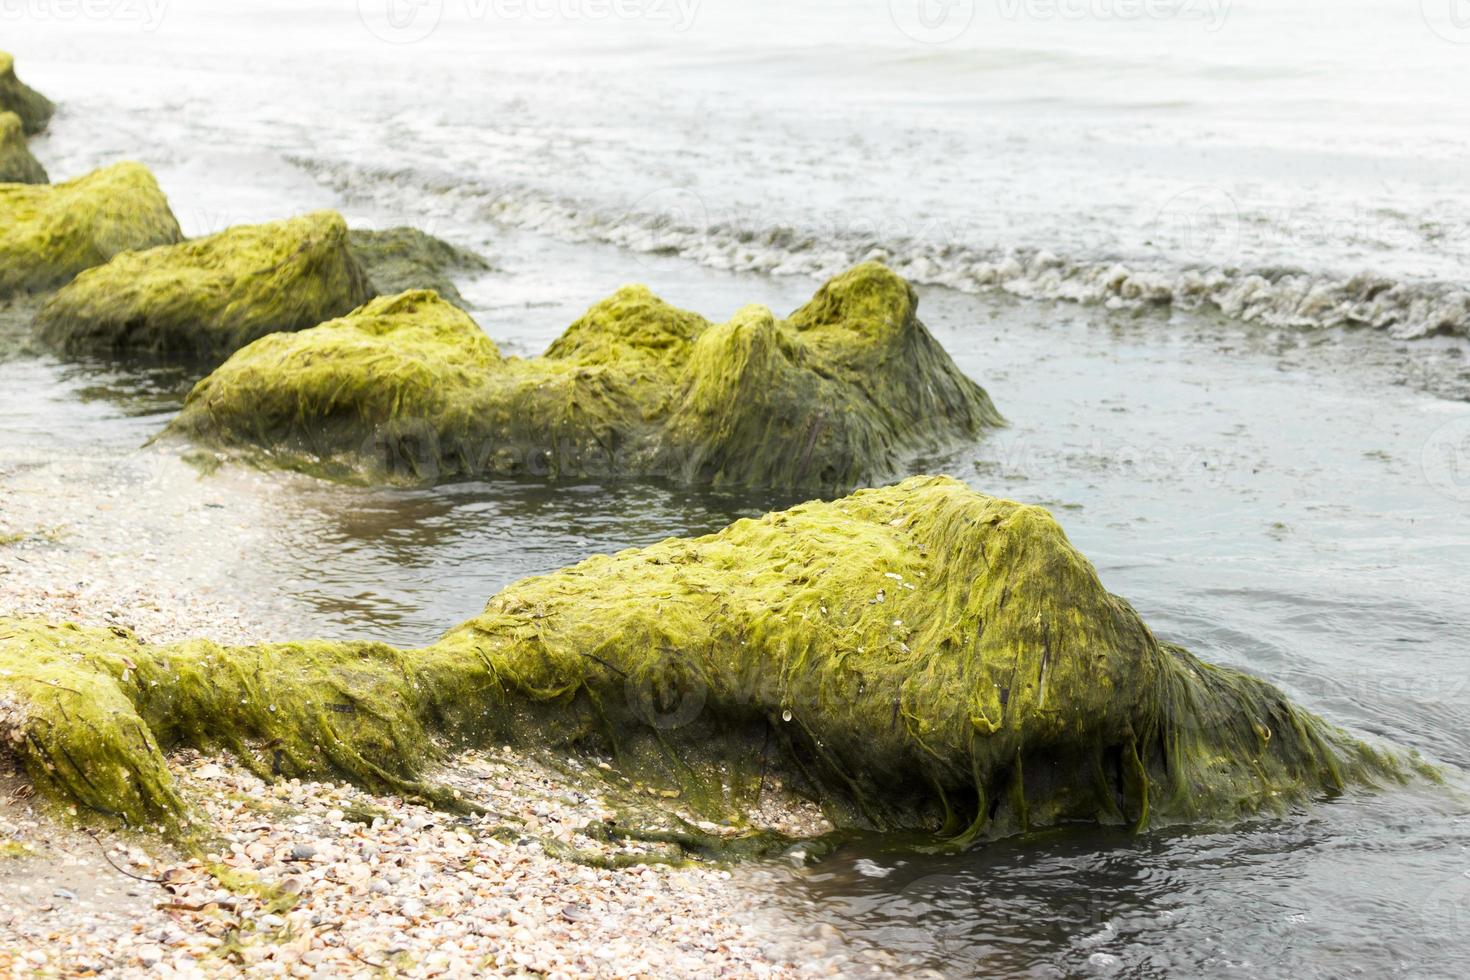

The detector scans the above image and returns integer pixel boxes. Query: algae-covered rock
[0,162,182,299]
[0,477,1413,838]
[0,111,46,184]
[348,227,490,308]
[166,264,1004,491]
[35,210,375,360]
[0,52,53,135]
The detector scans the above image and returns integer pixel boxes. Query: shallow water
[4,4,1470,976]
[6,247,1469,974]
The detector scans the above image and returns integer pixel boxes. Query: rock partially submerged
[0,111,46,184]
[166,264,1004,491]
[0,52,53,135]
[0,477,1414,841]
[348,226,490,308]
[0,162,181,299]
[36,211,375,360]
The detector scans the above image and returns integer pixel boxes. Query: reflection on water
[268,477,804,646]
[60,356,207,419]
[769,785,1470,978]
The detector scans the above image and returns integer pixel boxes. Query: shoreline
[0,750,890,978]
[0,437,928,979]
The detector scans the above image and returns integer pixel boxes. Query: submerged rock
[0,162,182,299]
[36,210,375,360]
[0,52,53,135]
[166,264,1004,491]
[347,226,491,307]
[0,477,1416,840]
[0,111,46,184]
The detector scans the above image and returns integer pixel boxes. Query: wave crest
[291,156,1470,342]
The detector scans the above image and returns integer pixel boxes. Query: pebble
[0,750,826,975]
[0,456,903,978]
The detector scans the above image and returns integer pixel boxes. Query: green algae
[0,526,63,546]
[166,264,1005,492]
[208,864,301,915]
[341,800,391,826]
[0,162,182,299]
[0,52,53,135]
[35,211,375,362]
[347,227,491,308]
[0,477,1416,845]
[0,111,46,184]
[0,839,33,858]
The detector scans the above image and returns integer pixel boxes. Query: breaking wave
[291,156,1470,342]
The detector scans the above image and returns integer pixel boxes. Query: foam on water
[9,0,1470,348]
[291,155,1470,339]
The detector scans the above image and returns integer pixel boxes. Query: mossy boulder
[35,211,375,360]
[0,111,46,184]
[0,52,53,135]
[0,162,182,299]
[347,227,490,308]
[0,477,1413,839]
[165,264,1004,491]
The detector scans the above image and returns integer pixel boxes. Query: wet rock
[347,226,490,308]
[0,52,53,135]
[0,477,1421,841]
[0,111,45,184]
[165,263,1004,491]
[35,210,373,361]
[0,162,181,299]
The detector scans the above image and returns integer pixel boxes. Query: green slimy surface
[166,264,1004,492]
[0,162,181,299]
[0,477,1415,845]
[0,52,53,136]
[0,111,45,184]
[36,210,374,362]
[347,226,490,308]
